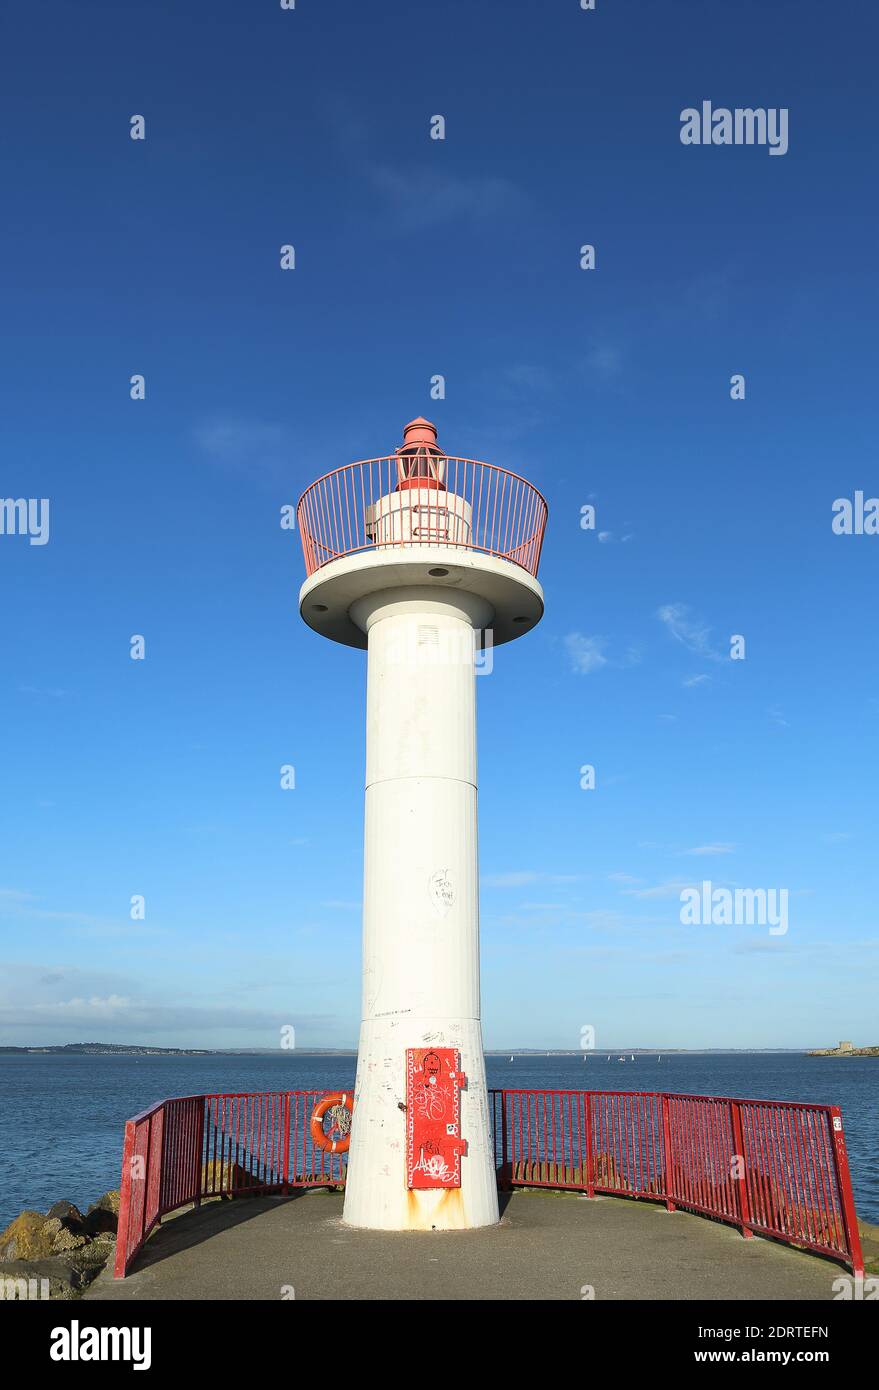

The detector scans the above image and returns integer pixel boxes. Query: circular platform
[298,546,545,649]
[86,1189,845,1302]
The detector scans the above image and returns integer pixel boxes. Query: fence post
[729,1100,753,1239]
[144,1111,153,1234]
[660,1094,676,1212]
[584,1092,594,1198]
[194,1098,206,1207]
[113,1120,135,1279]
[282,1093,292,1195]
[499,1091,510,1189]
[828,1107,864,1278]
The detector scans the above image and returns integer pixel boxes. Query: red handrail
[491,1088,864,1277]
[114,1087,864,1279]
[296,456,548,579]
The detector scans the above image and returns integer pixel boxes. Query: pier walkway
[86,1188,843,1301]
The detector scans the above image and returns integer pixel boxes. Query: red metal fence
[114,1091,345,1278]
[114,1087,863,1278]
[491,1089,864,1276]
[297,457,548,579]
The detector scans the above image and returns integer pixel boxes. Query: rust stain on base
[405,1186,466,1230]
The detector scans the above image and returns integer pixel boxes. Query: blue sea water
[0,1051,875,1230]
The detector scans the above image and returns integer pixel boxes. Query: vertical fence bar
[113,1120,136,1278]
[828,1107,864,1277]
[282,1092,291,1195]
[661,1094,676,1210]
[584,1091,594,1196]
[729,1099,753,1239]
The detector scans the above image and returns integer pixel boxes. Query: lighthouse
[296,417,547,1230]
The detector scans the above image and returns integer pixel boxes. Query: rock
[0,1211,57,1262]
[41,1218,63,1239]
[0,1254,103,1301]
[83,1210,117,1237]
[87,1190,121,1218]
[84,1191,120,1235]
[52,1227,88,1253]
[46,1200,84,1223]
[68,1240,113,1274]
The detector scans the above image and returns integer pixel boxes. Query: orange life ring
[310,1091,354,1154]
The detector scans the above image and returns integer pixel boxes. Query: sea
[1,1051,876,1230]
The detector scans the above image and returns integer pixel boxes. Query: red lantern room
[395,417,447,490]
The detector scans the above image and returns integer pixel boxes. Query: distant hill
[1,1042,813,1057]
[0,1042,210,1056]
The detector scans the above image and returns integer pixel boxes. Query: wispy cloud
[483,871,585,889]
[365,164,528,233]
[193,419,291,481]
[564,633,608,675]
[583,344,623,379]
[0,963,341,1039]
[657,603,722,661]
[620,880,695,900]
[564,633,640,675]
[597,529,634,545]
[681,843,735,856]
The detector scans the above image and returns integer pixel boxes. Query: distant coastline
[0,1041,844,1058]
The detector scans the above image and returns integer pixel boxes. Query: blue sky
[1,0,876,1050]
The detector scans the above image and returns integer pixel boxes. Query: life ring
[310,1092,354,1154]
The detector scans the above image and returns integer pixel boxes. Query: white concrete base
[342,1016,499,1231]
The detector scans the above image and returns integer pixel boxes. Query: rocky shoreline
[0,1190,120,1299]
[808,1045,879,1057]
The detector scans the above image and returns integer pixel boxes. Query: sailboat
[631,1054,635,1062]
[509,1055,514,1062]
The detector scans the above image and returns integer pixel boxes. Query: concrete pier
[86,1189,846,1301]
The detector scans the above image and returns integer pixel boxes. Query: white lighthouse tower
[296,417,547,1230]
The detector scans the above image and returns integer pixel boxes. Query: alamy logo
[680,880,789,936]
[0,497,50,545]
[832,491,879,535]
[680,101,789,156]
[1,1274,49,1299]
[50,1320,151,1370]
[386,625,493,675]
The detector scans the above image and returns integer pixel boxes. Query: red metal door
[406,1048,466,1189]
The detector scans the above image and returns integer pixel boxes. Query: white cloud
[621,881,696,900]
[484,872,585,889]
[564,633,608,675]
[681,843,735,856]
[366,164,527,233]
[193,419,289,479]
[584,344,623,378]
[657,603,721,661]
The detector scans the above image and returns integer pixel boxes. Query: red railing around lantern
[296,456,548,579]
